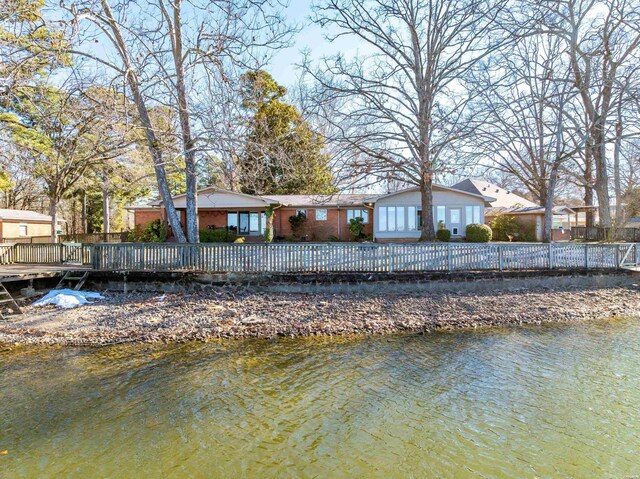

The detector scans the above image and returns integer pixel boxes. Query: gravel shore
[0,280,638,346]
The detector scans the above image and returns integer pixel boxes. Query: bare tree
[304,0,513,240]
[471,34,582,242]
[63,0,294,242]
[538,0,640,227]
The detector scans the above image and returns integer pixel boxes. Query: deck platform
[0,264,91,282]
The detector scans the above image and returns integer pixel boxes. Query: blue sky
[267,0,364,88]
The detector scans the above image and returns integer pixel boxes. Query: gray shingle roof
[261,194,373,207]
[453,179,538,208]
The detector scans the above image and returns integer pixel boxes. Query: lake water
[2,319,640,478]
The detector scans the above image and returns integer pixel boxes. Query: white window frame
[18,223,28,237]
[347,209,369,224]
[436,206,446,230]
[473,205,481,224]
[315,209,328,221]
[407,206,417,231]
[379,207,388,231]
[296,209,307,218]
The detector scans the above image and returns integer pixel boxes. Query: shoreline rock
[0,283,638,346]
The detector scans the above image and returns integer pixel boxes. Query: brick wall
[199,210,227,229]
[134,209,164,229]
[274,207,373,241]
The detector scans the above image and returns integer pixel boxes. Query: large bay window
[378,206,418,232]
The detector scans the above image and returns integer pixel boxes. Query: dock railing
[2,242,637,274]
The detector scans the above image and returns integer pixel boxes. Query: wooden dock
[0,264,91,282]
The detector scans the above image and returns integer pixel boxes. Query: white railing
[1,242,638,273]
[89,242,640,273]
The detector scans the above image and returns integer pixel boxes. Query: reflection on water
[2,319,640,478]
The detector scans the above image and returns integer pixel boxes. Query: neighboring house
[0,209,57,241]
[128,183,488,242]
[452,179,574,241]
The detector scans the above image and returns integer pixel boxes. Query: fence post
[388,244,394,273]
[59,243,64,264]
[584,244,589,269]
[447,243,452,272]
[498,244,503,271]
[548,243,553,270]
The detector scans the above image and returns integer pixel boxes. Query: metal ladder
[55,271,90,291]
[0,283,22,320]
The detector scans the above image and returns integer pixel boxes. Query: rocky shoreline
[0,280,638,346]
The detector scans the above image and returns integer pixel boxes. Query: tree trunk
[584,152,595,228]
[82,192,87,234]
[592,125,612,227]
[169,1,198,243]
[100,0,186,243]
[419,172,436,241]
[49,197,57,244]
[543,166,559,243]
[102,167,110,240]
[613,111,624,227]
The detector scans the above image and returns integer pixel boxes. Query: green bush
[465,223,492,243]
[288,212,307,238]
[132,219,167,242]
[436,228,451,242]
[490,215,520,241]
[349,217,366,241]
[327,235,340,242]
[199,228,239,243]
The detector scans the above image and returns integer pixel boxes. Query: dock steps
[0,283,22,320]
[56,271,90,291]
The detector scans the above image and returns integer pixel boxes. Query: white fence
[1,242,639,273]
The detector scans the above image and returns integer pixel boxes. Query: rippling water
[2,319,640,478]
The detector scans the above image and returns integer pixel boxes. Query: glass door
[238,212,250,235]
[449,208,462,236]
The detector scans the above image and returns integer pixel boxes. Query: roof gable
[452,179,538,208]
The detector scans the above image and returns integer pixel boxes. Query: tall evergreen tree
[238,70,335,195]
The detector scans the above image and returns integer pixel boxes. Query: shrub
[349,217,366,241]
[199,228,239,243]
[199,228,228,243]
[288,211,307,238]
[436,228,451,242]
[327,235,340,242]
[134,219,167,242]
[465,223,492,243]
[490,214,520,241]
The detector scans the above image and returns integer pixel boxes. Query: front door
[449,208,462,236]
[239,212,250,235]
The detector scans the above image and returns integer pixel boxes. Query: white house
[371,185,488,242]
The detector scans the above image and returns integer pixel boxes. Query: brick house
[452,179,574,241]
[128,183,491,242]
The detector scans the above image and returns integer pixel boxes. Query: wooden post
[447,243,452,272]
[388,244,394,273]
[548,243,553,270]
[498,244,503,271]
[584,244,589,269]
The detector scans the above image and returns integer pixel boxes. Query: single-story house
[128,182,490,242]
[452,179,574,241]
[371,185,487,242]
[0,208,57,241]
